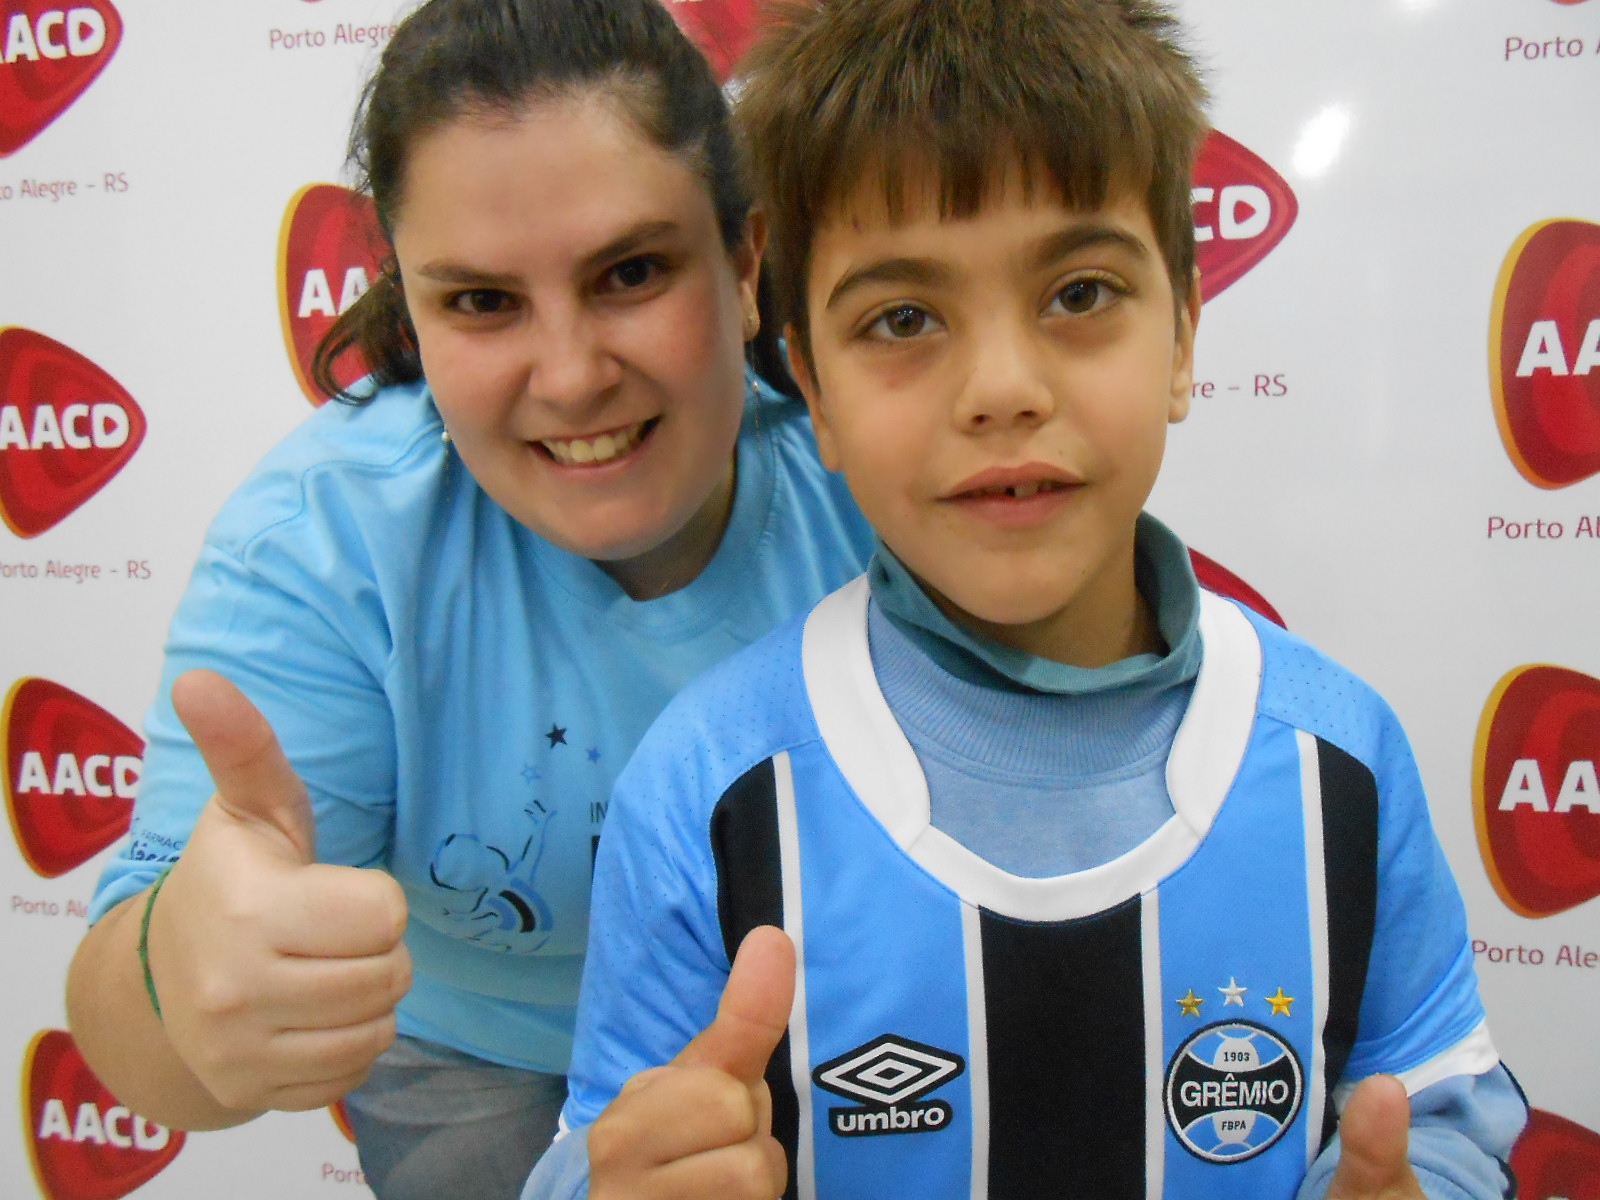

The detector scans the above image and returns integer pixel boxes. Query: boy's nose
[953,334,1057,430]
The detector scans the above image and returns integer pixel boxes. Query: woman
[63,1,872,1197]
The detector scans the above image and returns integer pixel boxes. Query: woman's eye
[866,305,939,341]
[449,289,514,316]
[605,256,662,291]
[1048,277,1122,317]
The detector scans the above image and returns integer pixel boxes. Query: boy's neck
[919,548,1164,670]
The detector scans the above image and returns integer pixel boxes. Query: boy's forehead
[820,151,1149,239]
[813,156,1159,267]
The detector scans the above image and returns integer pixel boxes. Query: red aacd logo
[0,327,145,538]
[1189,548,1286,628]
[1511,1109,1600,1200]
[24,1030,185,1200]
[4,677,141,878]
[1192,131,1298,303]
[664,0,757,81]
[0,2,122,157]
[1490,219,1600,489]
[279,183,383,406]
[1474,664,1600,917]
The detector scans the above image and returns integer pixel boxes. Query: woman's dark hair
[313,0,793,402]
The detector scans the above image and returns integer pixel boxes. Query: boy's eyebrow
[412,220,682,287]
[822,223,1151,312]
[1030,223,1151,270]
[824,258,958,312]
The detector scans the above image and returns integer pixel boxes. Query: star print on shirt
[1266,988,1295,1017]
[1175,989,1204,1017]
[520,764,540,784]
[1219,977,1247,1007]
[545,725,567,747]
[587,747,601,763]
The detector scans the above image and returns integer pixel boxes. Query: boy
[525,1,1527,1197]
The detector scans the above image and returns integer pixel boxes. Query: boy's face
[790,165,1199,667]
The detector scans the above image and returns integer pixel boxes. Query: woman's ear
[734,209,769,319]
[785,328,841,471]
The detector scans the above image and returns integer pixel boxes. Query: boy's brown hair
[736,0,1208,364]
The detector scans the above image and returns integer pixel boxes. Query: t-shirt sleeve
[89,538,397,922]
[556,721,735,1133]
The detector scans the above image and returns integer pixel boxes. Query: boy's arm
[523,737,794,1200]
[1299,708,1526,1200]
[1300,1068,1526,1200]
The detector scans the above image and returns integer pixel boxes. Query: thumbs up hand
[588,926,795,1200]
[145,670,412,1113]
[1325,1075,1427,1200]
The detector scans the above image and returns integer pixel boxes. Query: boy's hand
[588,926,794,1200]
[1326,1075,1427,1200]
[150,670,412,1112]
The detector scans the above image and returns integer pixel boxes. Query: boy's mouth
[539,418,658,467]
[945,465,1081,501]
[963,480,1069,500]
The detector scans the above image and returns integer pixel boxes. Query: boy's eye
[865,304,941,341]
[1046,275,1127,318]
[448,289,516,316]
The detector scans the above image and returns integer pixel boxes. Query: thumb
[172,669,317,864]
[674,925,795,1085]
[1328,1075,1420,1199]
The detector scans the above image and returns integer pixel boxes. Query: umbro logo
[813,1034,964,1137]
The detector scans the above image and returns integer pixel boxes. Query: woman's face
[392,91,759,598]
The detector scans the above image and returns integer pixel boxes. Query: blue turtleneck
[866,513,1200,877]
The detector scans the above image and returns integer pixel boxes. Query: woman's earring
[744,308,761,341]
[441,429,452,446]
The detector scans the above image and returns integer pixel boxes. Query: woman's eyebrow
[576,219,682,273]
[412,220,684,287]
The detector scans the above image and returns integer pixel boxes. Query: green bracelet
[138,865,175,1021]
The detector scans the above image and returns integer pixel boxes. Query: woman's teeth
[542,421,647,466]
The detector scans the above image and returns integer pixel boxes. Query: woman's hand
[144,670,414,1113]
[67,671,413,1130]
[588,927,794,1200]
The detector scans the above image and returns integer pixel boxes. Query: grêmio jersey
[565,578,1499,1199]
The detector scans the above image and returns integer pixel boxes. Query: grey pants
[343,1035,567,1200]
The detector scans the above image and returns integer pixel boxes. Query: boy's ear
[1167,273,1202,424]
[785,327,842,471]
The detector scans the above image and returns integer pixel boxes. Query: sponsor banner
[663,0,756,82]
[1192,131,1297,304]
[1511,1109,1600,1200]
[1189,549,1286,628]
[278,184,383,406]
[23,1029,185,1200]
[1489,219,1600,490]
[0,1,122,157]
[4,676,140,878]
[1474,664,1600,918]
[0,328,145,538]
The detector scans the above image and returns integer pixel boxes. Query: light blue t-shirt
[89,373,874,1072]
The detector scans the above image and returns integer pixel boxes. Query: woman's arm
[66,672,412,1130]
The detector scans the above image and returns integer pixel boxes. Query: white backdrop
[2,1,1596,1197]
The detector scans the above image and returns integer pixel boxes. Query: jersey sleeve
[1347,706,1492,1083]
[1298,701,1525,1198]
[89,535,398,922]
